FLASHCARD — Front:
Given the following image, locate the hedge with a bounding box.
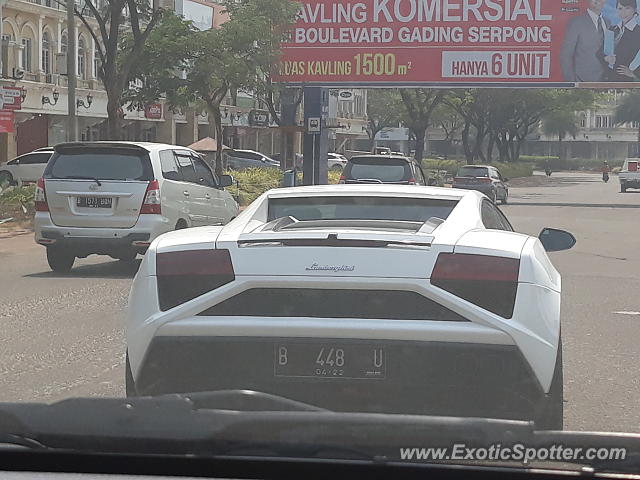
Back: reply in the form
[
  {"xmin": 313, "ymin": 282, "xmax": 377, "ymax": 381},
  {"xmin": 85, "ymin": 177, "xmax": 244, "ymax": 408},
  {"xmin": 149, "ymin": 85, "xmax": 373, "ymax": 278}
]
[
  {"xmin": 520, "ymin": 155, "xmax": 625, "ymax": 171},
  {"xmin": 422, "ymin": 159, "xmax": 533, "ymax": 180}
]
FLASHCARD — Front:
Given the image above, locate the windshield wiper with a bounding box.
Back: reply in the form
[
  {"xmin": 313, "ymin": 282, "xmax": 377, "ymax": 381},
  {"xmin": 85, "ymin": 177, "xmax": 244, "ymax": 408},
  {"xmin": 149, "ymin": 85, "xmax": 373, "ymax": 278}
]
[{"xmin": 59, "ymin": 175, "xmax": 102, "ymax": 186}]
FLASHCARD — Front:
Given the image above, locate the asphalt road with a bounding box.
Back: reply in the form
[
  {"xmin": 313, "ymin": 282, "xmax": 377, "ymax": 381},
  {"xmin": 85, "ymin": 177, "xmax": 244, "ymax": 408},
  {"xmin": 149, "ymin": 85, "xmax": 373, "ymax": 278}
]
[{"xmin": 0, "ymin": 171, "xmax": 638, "ymax": 433}]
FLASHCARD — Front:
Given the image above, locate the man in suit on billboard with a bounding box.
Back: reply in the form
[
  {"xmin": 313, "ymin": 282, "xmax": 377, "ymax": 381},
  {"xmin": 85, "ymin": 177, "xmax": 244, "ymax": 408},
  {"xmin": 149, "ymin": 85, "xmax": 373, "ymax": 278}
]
[{"xmin": 560, "ymin": 0, "xmax": 611, "ymax": 82}]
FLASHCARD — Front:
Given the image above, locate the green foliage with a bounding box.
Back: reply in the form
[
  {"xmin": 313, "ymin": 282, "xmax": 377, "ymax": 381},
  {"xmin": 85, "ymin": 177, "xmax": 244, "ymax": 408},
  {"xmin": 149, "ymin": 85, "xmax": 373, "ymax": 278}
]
[
  {"xmin": 365, "ymin": 89, "xmax": 403, "ymax": 147},
  {"xmin": 0, "ymin": 185, "xmax": 36, "ymax": 217},
  {"xmin": 615, "ymin": 91, "xmax": 640, "ymax": 126},
  {"xmin": 229, "ymin": 168, "xmax": 342, "ymax": 207}
]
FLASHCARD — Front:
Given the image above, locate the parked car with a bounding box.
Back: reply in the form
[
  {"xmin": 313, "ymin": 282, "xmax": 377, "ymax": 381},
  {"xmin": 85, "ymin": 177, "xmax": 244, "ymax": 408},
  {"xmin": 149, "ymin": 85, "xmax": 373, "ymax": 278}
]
[
  {"xmin": 452, "ymin": 165, "xmax": 509, "ymax": 204},
  {"xmin": 225, "ymin": 149, "xmax": 280, "ymax": 170},
  {"xmin": 0, "ymin": 148, "xmax": 54, "ymax": 186},
  {"xmin": 327, "ymin": 152, "xmax": 348, "ymax": 171},
  {"xmin": 619, "ymin": 158, "xmax": 640, "ymax": 193},
  {"xmin": 126, "ymin": 184, "xmax": 575, "ymax": 429},
  {"xmin": 340, "ymin": 154, "xmax": 434, "ymax": 185},
  {"xmin": 34, "ymin": 142, "xmax": 239, "ymax": 272}
]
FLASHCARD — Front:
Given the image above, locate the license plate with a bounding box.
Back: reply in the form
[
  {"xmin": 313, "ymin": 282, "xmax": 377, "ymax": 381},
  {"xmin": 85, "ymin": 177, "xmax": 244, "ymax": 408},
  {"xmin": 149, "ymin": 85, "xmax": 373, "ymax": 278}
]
[
  {"xmin": 274, "ymin": 343, "xmax": 386, "ymax": 380},
  {"xmin": 76, "ymin": 197, "xmax": 112, "ymax": 208}
]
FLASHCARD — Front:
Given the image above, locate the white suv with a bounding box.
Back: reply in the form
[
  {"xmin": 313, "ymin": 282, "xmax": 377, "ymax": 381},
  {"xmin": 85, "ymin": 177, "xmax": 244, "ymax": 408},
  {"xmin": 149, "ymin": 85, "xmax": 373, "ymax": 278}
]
[{"xmin": 34, "ymin": 142, "xmax": 239, "ymax": 272}]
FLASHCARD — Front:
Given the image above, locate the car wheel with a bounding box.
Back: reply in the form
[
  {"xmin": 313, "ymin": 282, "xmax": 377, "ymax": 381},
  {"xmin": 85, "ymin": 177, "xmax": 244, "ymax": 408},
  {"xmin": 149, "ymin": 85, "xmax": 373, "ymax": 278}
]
[
  {"xmin": 501, "ymin": 190, "xmax": 508, "ymax": 205},
  {"xmin": 46, "ymin": 248, "xmax": 75, "ymax": 273},
  {"xmin": 117, "ymin": 250, "xmax": 138, "ymax": 262},
  {"xmin": 175, "ymin": 219, "xmax": 188, "ymax": 230},
  {"xmin": 125, "ymin": 352, "xmax": 137, "ymax": 397},
  {"xmin": 0, "ymin": 171, "xmax": 14, "ymax": 187},
  {"xmin": 331, "ymin": 164, "xmax": 344, "ymax": 172},
  {"xmin": 621, "ymin": 184, "xmax": 627, "ymax": 193},
  {"xmin": 535, "ymin": 338, "xmax": 563, "ymax": 430}
]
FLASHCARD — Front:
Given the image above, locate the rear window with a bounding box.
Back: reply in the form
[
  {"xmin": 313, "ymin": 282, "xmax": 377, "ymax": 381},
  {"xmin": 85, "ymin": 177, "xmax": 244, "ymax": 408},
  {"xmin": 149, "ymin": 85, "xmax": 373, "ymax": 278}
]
[
  {"xmin": 345, "ymin": 157, "xmax": 411, "ymax": 182},
  {"xmin": 457, "ymin": 166, "xmax": 489, "ymax": 177},
  {"xmin": 268, "ymin": 196, "xmax": 458, "ymax": 222},
  {"xmin": 627, "ymin": 161, "xmax": 638, "ymax": 172},
  {"xmin": 45, "ymin": 149, "xmax": 153, "ymax": 181}
]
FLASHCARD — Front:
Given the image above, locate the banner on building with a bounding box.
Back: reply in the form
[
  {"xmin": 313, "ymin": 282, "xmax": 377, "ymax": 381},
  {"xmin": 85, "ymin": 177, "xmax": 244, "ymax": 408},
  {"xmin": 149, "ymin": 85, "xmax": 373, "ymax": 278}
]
[
  {"xmin": 275, "ymin": 0, "xmax": 640, "ymax": 87},
  {"xmin": 0, "ymin": 111, "xmax": 15, "ymax": 133},
  {"xmin": 0, "ymin": 87, "xmax": 23, "ymax": 110},
  {"xmin": 144, "ymin": 104, "xmax": 163, "ymax": 120}
]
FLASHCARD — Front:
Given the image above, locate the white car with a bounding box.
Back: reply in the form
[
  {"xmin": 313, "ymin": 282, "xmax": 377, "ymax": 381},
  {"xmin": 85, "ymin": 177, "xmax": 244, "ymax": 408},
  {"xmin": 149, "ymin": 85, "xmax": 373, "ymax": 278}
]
[
  {"xmin": 0, "ymin": 148, "xmax": 54, "ymax": 186},
  {"xmin": 327, "ymin": 152, "xmax": 348, "ymax": 171},
  {"xmin": 34, "ymin": 142, "xmax": 239, "ymax": 272},
  {"xmin": 126, "ymin": 185, "xmax": 575, "ymax": 429}
]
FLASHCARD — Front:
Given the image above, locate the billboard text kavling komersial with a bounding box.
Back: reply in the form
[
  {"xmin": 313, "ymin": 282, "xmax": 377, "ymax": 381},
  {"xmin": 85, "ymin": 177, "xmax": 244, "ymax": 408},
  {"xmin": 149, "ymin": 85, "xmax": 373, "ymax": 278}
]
[{"xmin": 275, "ymin": 0, "xmax": 640, "ymax": 87}]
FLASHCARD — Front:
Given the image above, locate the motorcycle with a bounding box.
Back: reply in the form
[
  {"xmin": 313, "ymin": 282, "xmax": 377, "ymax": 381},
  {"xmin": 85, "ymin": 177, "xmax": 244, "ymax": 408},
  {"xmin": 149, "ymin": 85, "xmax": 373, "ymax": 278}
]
[
  {"xmin": 545, "ymin": 168, "xmax": 552, "ymax": 177},
  {"xmin": 603, "ymin": 172, "xmax": 610, "ymax": 183}
]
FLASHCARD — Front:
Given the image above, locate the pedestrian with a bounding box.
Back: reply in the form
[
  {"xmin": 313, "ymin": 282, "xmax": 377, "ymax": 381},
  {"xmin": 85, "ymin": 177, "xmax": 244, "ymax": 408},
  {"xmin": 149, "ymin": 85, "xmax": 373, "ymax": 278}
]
[{"xmin": 602, "ymin": 161, "xmax": 610, "ymax": 182}]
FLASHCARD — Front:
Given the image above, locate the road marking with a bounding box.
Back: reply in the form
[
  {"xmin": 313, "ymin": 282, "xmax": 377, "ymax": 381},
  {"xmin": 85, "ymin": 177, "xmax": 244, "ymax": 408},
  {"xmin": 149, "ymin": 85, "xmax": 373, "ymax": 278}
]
[{"xmin": 613, "ymin": 311, "xmax": 640, "ymax": 315}]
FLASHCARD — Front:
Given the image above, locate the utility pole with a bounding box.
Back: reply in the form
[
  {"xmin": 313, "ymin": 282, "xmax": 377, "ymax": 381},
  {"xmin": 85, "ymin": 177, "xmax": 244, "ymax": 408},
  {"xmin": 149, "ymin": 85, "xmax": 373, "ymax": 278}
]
[{"xmin": 66, "ymin": 0, "xmax": 77, "ymax": 141}]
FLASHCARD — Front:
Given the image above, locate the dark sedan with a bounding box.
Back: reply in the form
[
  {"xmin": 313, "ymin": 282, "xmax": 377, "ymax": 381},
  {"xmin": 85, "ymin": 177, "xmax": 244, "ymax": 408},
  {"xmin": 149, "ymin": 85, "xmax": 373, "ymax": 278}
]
[{"xmin": 452, "ymin": 165, "xmax": 508, "ymax": 204}]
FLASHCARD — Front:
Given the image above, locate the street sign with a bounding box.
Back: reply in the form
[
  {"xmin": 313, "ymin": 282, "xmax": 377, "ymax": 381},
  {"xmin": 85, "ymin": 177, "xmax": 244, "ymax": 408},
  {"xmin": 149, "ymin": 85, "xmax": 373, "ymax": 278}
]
[
  {"xmin": 307, "ymin": 116, "xmax": 321, "ymax": 134},
  {"xmin": 0, "ymin": 87, "xmax": 23, "ymax": 111},
  {"xmin": 249, "ymin": 109, "xmax": 270, "ymax": 127},
  {"xmin": 338, "ymin": 90, "xmax": 354, "ymax": 101}
]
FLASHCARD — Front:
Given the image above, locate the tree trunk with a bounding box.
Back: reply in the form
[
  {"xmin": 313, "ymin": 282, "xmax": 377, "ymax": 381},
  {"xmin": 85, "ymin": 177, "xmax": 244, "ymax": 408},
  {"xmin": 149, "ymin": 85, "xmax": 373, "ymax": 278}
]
[
  {"xmin": 207, "ymin": 104, "xmax": 224, "ymax": 177},
  {"xmin": 486, "ymin": 133, "xmax": 495, "ymax": 162},
  {"xmin": 413, "ymin": 129, "xmax": 426, "ymax": 162},
  {"xmin": 637, "ymin": 124, "xmax": 640, "ymax": 157},
  {"xmin": 462, "ymin": 120, "xmax": 473, "ymax": 164},
  {"xmin": 558, "ymin": 134, "xmax": 564, "ymax": 161},
  {"xmin": 106, "ymin": 94, "xmax": 122, "ymax": 140}
]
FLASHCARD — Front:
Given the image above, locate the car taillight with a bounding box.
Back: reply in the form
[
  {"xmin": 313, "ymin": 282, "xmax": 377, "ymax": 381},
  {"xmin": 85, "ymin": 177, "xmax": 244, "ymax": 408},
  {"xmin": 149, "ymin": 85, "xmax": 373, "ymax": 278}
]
[
  {"xmin": 35, "ymin": 178, "xmax": 49, "ymax": 212},
  {"xmin": 156, "ymin": 249, "xmax": 235, "ymax": 311},
  {"xmin": 408, "ymin": 177, "xmax": 417, "ymax": 185},
  {"xmin": 140, "ymin": 180, "xmax": 161, "ymax": 214},
  {"xmin": 453, "ymin": 177, "xmax": 463, "ymax": 183},
  {"xmin": 431, "ymin": 253, "xmax": 519, "ymax": 318},
  {"xmin": 339, "ymin": 175, "xmax": 346, "ymax": 184}
]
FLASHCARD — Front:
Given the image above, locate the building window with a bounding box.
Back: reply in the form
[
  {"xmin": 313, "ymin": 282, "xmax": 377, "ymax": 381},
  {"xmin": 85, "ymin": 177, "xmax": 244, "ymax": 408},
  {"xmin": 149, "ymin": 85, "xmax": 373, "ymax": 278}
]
[
  {"xmin": 580, "ymin": 116, "xmax": 586, "ymax": 128},
  {"xmin": 78, "ymin": 38, "xmax": 86, "ymax": 79},
  {"xmin": 21, "ymin": 38, "xmax": 32, "ymax": 72},
  {"xmin": 61, "ymin": 32, "xmax": 67, "ymax": 54},
  {"xmin": 632, "ymin": 121, "xmax": 640, "ymax": 129},
  {"xmin": 42, "ymin": 32, "xmax": 51, "ymax": 74},
  {"xmin": 595, "ymin": 115, "xmax": 611, "ymax": 129},
  {"xmin": 94, "ymin": 45, "xmax": 101, "ymax": 79}
]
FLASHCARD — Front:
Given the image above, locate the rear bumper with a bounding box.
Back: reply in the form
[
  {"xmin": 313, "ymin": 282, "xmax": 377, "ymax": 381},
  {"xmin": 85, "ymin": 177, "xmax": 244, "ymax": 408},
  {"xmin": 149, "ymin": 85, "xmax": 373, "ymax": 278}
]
[
  {"xmin": 452, "ymin": 184, "xmax": 494, "ymax": 195},
  {"xmin": 619, "ymin": 177, "xmax": 640, "ymax": 187},
  {"xmin": 34, "ymin": 212, "xmax": 171, "ymax": 254},
  {"xmin": 133, "ymin": 336, "xmax": 547, "ymax": 422}
]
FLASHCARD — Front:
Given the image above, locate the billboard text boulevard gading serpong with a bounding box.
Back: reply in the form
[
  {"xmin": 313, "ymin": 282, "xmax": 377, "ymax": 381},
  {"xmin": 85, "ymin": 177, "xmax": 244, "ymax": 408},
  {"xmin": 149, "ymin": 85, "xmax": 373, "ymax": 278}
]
[{"xmin": 275, "ymin": 0, "xmax": 640, "ymax": 87}]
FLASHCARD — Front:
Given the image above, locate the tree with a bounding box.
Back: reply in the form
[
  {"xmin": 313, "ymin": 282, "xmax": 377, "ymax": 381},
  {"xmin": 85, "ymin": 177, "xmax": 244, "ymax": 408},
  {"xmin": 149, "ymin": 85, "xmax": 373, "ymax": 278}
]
[
  {"xmin": 129, "ymin": 0, "xmax": 298, "ymax": 176},
  {"xmin": 542, "ymin": 110, "xmax": 579, "ymax": 161},
  {"xmin": 431, "ymin": 103, "xmax": 463, "ymax": 158},
  {"xmin": 444, "ymin": 90, "xmax": 493, "ymax": 164},
  {"xmin": 615, "ymin": 90, "xmax": 640, "ymax": 156},
  {"xmin": 365, "ymin": 89, "xmax": 402, "ymax": 152},
  {"xmin": 398, "ymin": 89, "xmax": 445, "ymax": 162},
  {"xmin": 75, "ymin": 0, "xmax": 163, "ymax": 139}
]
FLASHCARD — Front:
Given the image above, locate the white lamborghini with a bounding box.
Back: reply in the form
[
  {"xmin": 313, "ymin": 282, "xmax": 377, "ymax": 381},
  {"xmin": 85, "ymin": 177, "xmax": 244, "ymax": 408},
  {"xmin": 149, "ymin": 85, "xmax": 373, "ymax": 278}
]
[{"xmin": 126, "ymin": 185, "xmax": 575, "ymax": 429}]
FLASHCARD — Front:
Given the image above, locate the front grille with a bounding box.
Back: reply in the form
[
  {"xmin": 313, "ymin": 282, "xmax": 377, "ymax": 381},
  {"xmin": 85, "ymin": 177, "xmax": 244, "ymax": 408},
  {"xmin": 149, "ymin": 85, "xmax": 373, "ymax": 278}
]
[{"xmin": 198, "ymin": 288, "xmax": 469, "ymax": 321}]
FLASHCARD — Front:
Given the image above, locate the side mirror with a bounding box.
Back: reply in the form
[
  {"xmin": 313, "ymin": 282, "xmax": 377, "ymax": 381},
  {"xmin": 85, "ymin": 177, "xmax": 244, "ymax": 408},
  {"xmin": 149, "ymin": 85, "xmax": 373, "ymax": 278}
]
[
  {"xmin": 219, "ymin": 174, "xmax": 234, "ymax": 188},
  {"xmin": 539, "ymin": 228, "xmax": 576, "ymax": 252}
]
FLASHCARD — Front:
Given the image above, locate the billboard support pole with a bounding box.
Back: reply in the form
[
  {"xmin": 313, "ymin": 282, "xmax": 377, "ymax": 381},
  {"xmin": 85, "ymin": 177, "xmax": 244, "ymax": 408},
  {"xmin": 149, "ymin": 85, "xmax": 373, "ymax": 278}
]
[{"xmin": 302, "ymin": 87, "xmax": 328, "ymax": 185}]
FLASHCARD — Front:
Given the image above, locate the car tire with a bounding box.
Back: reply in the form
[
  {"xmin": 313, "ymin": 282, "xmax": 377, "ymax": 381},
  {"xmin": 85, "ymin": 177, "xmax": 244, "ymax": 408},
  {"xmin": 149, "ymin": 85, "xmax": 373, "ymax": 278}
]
[
  {"xmin": 46, "ymin": 248, "xmax": 75, "ymax": 273},
  {"xmin": 501, "ymin": 191, "xmax": 508, "ymax": 205},
  {"xmin": 125, "ymin": 352, "xmax": 137, "ymax": 397},
  {"xmin": 0, "ymin": 171, "xmax": 14, "ymax": 187},
  {"xmin": 621, "ymin": 184, "xmax": 627, "ymax": 193},
  {"xmin": 535, "ymin": 338, "xmax": 563, "ymax": 430},
  {"xmin": 175, "ymin": 219, "xmax": 188, "ymax": 230},
  {"xmin": 331, "ymin": 164, "xmax": 344, "ymax": 172},
  {"xmin": 117, "ymin": 250, "xmax": 138, "ymax": 262}
]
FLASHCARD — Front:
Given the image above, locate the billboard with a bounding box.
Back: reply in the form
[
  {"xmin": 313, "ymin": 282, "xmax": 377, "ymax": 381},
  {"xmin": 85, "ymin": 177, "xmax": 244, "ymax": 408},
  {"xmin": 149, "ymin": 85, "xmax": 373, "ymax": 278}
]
[{"xmin": 275, "ymin": 0, "xmax": 640, "ymax": 87}]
